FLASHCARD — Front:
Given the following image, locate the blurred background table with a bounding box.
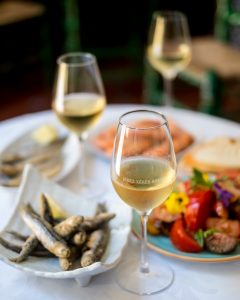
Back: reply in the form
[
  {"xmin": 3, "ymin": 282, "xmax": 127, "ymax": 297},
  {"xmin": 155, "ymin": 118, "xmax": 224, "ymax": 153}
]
[
  {"xmin": 0, "ymin": 104, "xmax": 239, "ymax": 300},
  {"xmin": 0, "ymin": 0, "xmax": 240, "ymax": 122}
]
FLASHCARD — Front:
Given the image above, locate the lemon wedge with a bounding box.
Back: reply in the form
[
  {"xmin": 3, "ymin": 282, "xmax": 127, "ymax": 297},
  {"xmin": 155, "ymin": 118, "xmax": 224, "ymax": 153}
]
[
  {"xmin": 44, "ymin": 194, "xmax": 69, "ymax": 219},
  {"xmin": 31, "ymin": 124, "xmax": 59, "ymax": 145}
]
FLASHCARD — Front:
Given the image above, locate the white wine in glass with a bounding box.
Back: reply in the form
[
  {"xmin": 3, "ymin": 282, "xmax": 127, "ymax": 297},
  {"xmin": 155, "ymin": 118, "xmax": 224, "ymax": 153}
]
[
  {"xmin": 111, "ymin": 110, "xmax": 177, "ymax": 295},
  {"xmin": 53, "ymin": 53, "xmax": 106, "ymax": 197},
  {"xmin": 53, "ymin": 92, "xmax": 105, "ymax": 135},
  {"xmin": 147, "ymin": 11, "xmax": 191, "ymax": 106}
]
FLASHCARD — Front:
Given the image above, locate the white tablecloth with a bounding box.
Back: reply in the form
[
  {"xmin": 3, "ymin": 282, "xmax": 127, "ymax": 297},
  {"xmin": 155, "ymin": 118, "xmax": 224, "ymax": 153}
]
[{"xmin": 0, "ymin": 104, "xmax": 240, "ymax": 300}]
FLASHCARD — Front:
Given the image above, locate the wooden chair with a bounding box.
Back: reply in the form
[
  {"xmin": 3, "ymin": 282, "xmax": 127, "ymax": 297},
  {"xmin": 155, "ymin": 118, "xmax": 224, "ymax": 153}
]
[
  {"xmin": 144, "ymin": 0, "xmax": 240, "ymax": 115},
  {"xmin": 0, "ymin": 1, "xmax": 48, "ymax": 75},
  {"xmin": 0, "ymin": 1, "xmax": 44, "ymax": 25}
]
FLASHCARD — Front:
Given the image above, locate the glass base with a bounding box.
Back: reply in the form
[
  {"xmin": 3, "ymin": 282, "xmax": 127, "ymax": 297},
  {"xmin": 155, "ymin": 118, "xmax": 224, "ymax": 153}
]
[
  {"xmin": 78, "ymin": 181, "xmax": 106, "ymax": 200},
  {"xmin": 115, "ymin": 259, "xmax": 174, "ymax": 295}
]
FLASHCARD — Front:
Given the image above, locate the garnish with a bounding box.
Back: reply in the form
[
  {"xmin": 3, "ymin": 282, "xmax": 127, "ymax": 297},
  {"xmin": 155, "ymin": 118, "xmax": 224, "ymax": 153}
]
[
  {"xmin": 213, "ymin": 182, "xmax": 233, "ymax": 208},
  {"xmin": 194, "ymin": 229, "xmax": 217, "ymax": 247},
  {"xmin": 190, "ymin": 168, "xmax": 212, "ymax": 189},
  {"xmin": 165, "ymin": 192, "xmax": 189, "ymax": 215},
  {"xmin": 194, "ymin": 229, "xmax": 204, "ymax": 247}
]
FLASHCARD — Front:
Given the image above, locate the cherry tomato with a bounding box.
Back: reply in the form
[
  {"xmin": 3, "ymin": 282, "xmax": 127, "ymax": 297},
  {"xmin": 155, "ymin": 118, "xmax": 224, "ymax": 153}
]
[
  {"xmin": 170, "ymin": 218, "xmax": 202, "ymax": 253},
  {"xmin": 205, "ymin": 217, "xmax": 240, "ymax": 238},
  {"xmin": 147, "ymin": 217, "xmax": 161, "ymax": 235},
  {"xmin": 184, "ymin": 190, "xmax": 215, "ymax": 232}
]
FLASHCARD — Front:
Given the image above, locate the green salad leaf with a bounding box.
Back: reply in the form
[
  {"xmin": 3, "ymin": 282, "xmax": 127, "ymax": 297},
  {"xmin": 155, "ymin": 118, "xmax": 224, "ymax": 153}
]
[{"xmin": 190, "ymin": 168, "xmax": 213, "ymax": 189}]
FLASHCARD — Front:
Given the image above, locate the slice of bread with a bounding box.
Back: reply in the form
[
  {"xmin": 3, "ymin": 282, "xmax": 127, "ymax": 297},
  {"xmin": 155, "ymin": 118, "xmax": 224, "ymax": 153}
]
[{"xmin": 179, "ymin": 137, "xmax": 240, "ymax": 173}]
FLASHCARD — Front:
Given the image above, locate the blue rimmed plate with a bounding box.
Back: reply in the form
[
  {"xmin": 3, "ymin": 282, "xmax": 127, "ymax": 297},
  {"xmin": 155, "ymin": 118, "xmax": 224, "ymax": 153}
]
[{"xmin": 132, "ymin": 211, "xmax": 240, "ymax": 263}]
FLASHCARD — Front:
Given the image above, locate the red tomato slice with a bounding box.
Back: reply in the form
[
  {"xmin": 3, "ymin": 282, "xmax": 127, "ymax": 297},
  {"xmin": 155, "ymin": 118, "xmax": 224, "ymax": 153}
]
[
  {"xmin": 184, "ymin": 190, "xmax": 215, "ymax": 232},
  {"xmin": 170, "ymin": 218, "xmax": 202, "ymax": 253},
  {"xmin": 205, "ymin": 217, "xmax": 240, "ymax": 238}
]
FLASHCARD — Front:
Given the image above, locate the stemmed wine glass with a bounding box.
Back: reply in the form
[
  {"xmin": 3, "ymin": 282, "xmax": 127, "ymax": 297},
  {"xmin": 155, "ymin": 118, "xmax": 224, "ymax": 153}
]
[
  {"xmin": 111, "ymin": 110, "xmax": 177, "ymax": 295},
  {"xmin": 52, "ymin": 52, "xmax": 106, "ymax": 197},
  {"xmin": 147, "ymin": 11, "xmax": 191, "ymax": 106}
]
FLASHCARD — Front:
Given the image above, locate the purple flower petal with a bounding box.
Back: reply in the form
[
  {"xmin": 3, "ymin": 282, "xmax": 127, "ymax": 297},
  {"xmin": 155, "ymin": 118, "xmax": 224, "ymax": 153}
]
[{"xmin": 213, "ymin": 182, "xmax": 233, "ymax": 207}]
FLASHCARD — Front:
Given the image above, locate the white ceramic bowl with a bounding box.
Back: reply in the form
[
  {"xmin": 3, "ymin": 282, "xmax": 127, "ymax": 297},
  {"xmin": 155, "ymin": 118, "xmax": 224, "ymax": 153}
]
[{"xmin": 0, "ymin": 165, "xmax": 131, "ymax": 286}]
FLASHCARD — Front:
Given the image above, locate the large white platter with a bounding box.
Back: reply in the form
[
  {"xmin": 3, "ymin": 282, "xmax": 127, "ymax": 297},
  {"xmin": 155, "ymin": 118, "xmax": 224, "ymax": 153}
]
[{"xmin": 87, "ymin": 105, "xmax": 240, "ymax": 161}]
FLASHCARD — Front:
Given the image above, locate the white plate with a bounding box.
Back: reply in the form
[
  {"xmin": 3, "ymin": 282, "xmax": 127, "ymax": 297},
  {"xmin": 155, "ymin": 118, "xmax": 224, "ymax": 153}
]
[
  {"xmin": 0, "ymin": 124, "xmax": 81, "ymax": 188},
  {"xmin": 0, "ymin": 165, "xmax": 131, "ymax": 286},
  {"xmin": 87, "ymin": 119, "xmax": 116, "ymax": 161}
]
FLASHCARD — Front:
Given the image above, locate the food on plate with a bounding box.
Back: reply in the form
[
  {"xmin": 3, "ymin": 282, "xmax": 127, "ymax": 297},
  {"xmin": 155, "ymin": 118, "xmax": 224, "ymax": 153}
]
[
  {"xmin": 0, "ymin": 236, "xmax": 53, "ymax": 258},
  {"xmin": 80, "ymin": 228, "xmax": 109, "ymax": 268},
  {"xmin": 31, "ymin": 124, "xmax": 59, "ymax": 145},
  {"xmin": 0, "ymin": 194, "xmax": 115, "ymax": 270},
  {"xmin": 92, "ymin": 119, "xmax": 194, "ymax": 158},
  {"xmin": 179, "ymin": 137, "xmax": 240, "ymax": 175},
  {"xmin": 148, "ymin": 168, "xmax": 240, "ymax": 254},
  {"xmin": 42, "ymin": 193, "xmax": 69, "ymax": 219},
  {"xmin": 205, "ymin": 232, "xmax": 238, "ymax": 254},
  {"xmin": 170, "ymin": 218, "xmax": 203, "ymax": 253},
  {"xmin": 0, "ymin": 126, "xmax": 65, "ymax": 187}
]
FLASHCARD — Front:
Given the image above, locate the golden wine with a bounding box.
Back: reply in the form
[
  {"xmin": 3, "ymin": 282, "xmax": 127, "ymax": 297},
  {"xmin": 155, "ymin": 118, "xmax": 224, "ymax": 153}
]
[
  {"xmin": 53, "ymin": 92, "xmax": 105, "ymax": 135},
  {"xmin": 147, "ymin": 44, "xmax": 191, "ymax": 79},
  {"xmin": 112, "ymin": 157, "xmax": 176, "ymax": 212}
]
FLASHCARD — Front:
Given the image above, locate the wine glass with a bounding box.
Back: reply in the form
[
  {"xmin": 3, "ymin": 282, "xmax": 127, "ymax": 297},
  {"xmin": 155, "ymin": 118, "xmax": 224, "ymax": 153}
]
[
  {"xmin": 52, "ymin": 52, "xmax": 106, "ymax": 197},
  {"xmin": 147, "ymin": 11, "xmax": 191, "ymax": 106},
  {"xmin": 111, "ymin": 110, "xmax": 177, "ymax": 295}
]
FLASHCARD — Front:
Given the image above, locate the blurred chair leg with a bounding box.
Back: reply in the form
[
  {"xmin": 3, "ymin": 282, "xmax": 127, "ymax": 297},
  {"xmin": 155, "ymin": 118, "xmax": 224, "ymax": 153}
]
[
  {"xmin": 40, "ymin": 13, "xmax": 55, "ymax": 84},
  {"xmin": 199, "ymin": 70, "xmax": 222, "ymax": 115},
  {"xmin": 62, "ymin": 0, "xmax": 81, "ymax": 52}
]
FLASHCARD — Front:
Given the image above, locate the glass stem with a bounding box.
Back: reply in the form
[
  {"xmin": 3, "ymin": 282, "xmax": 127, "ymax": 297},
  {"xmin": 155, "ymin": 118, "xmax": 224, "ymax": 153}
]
[
  {"xmin": 163, "ymin": 77, "xmax": 173, "ymax": 107},
  {"xmin": 140, "ymin": 212, "xmax": 149, "ymax": 274},
  {"xmin": 79, "ymin": 133, "xmax": 88, "ymax": 186}
]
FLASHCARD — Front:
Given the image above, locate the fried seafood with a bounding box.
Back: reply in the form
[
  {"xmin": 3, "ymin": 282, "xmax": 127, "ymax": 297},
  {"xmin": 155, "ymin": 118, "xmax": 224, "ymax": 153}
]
[
  {"xmin": 80, "ymin": 212, "xmax": 115, "ymax": 231},
  {"xmin": 6, "ymin": 231, "xmax": 28, "ymax": 241},
  {"xmin": 0, "ymin": 196, "xmax": 115, "ymax": 271},
  {"xmin": 71, "ymin": 231, "xmax": 87, "ymax": 247},
  {"xmin": 10, "ymin": 234, "xmax": 39, "ymax": 263},
  {"xmin": 80, "ymin": 228, "xmax": 109, "ymax": 267},
  {"xmin": 0, "ymin": 236, "xmax": 53, "ymax": 258},
  {"xmin": 54, "ymin": 215, "xmax": 84, "ymax": 239},
  {"xmin": 20, "ymin": 204, "xmax": 70, "ymax": 258},
  {"xmin": 0, "ymin": 137, "xmax": 65, "ymax": 187},
  {"xmin": 59, "ymin": 246, "xmax": 80, "ymax": 271},
  {"xmin": 40, "ymin": 193, "xmax": 55, "ymax": 225}
]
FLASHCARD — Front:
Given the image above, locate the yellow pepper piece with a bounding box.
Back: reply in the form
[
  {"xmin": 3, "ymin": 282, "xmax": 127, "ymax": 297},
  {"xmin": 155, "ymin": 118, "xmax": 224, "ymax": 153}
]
[{"xmin": 147, "ymin": 218, "xmax": 161, "ymax": 235}]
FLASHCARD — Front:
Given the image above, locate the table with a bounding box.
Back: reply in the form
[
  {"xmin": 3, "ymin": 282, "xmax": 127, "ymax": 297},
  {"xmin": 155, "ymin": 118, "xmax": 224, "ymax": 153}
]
[{"xmin": 0, "ymin": 104, "xmax": 240, "ymax": 300}]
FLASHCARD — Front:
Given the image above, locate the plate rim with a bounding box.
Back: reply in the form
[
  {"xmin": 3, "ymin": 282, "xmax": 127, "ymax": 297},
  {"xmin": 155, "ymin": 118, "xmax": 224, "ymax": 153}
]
[{"xmin": 131, "ymin": 213, "xmax": 240, "ymax": 263}]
